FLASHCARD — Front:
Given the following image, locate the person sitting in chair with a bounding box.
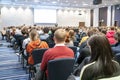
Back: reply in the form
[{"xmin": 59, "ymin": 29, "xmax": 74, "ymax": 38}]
[
  {"xmin": 26, "ymin": 29, "xmax": 49, "ymax": 65},
  {"xmin": 35, "ymin": 29, "xmax": 74, "ymax": 80}
]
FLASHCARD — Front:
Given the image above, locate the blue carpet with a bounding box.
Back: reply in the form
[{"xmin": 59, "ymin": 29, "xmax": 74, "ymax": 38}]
[{"xmin": 0, "ymin": 40, "xmax": 28, "ymax": 80}]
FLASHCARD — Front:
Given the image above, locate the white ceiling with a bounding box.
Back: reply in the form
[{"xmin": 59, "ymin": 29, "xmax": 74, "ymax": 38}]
[{"xmin": 0, "ymin": 0, "xmax": 120, "ymax": 9}]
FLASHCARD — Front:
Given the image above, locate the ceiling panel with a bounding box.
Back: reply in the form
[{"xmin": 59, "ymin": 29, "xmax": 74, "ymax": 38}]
[{"xmin": 0, "ymin": 0, "xmax": 120, "ymax": 9}]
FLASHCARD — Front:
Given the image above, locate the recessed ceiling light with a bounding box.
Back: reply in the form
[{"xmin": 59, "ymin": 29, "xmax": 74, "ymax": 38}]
[
  {"xmin": 52, "ymin": 1, "xmax": 57, "ymax": 4},
  {"xmin": 83, "ymin": 3, "xmax": 88, "ymax": 6},
  {"xmin": 34, "ymin": 0, "xmax": 39, "ymax": 2},
  {"xmin": 14, "ymin": 0, "xmax": 18, "ymax": 2}
]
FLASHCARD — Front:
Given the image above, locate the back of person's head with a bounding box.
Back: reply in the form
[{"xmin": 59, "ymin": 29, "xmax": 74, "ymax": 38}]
[
  {"xmin": 43, "ymin": 27, "xmax": 49, "ymax": 33},
  {"xmin": 110, "ymin": 27, "xmax": 115, "ymax": 30},
  {"xmin": 88, "ymin": 33, "xmax": 118, "ymax": 76},
  {"xmin": 54, "ymin": 29, "xmax": 66, "ymax": 43},
  {"xmin": 29, "ymin": 29, "xmax": 39, "ymax": 41},
  {"xmin": 88, "ymin": 33, "xmax": 113, "ymax": 61},
  {"xmin": 69, "ymin": 29, "xmax": 75, "ymax": 41},
  {"xmin": 101, "ymin": 28, "xmax": 107, "ymax": 34},
  {"xmin": 69, "ymin": 30, "xmax": 75, "ymax": 37},
  {"xmin": 87, "ymin": 28, "xmax": 98, "ymax": 37},
  {"xmin": 21, "ymin": 27, "xmax": 28, "ymax": 35},
  {"xmin": 114, "ymin": 30, "xmax": 120, "ymax": 42}
]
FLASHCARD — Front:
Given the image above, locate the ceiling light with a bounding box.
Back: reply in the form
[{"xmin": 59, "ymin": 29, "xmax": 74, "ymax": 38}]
[
  {"xmin": 34, "ymin": 0, "xmax": 39, "ymax": 2},
  {"xmin": 14, "ymin": 0, "xmax": 18, "ymax": 2},
  {"xmin": 83, "ymin": 3, "xmax": 88, "ymax": 6},
  {"xmin": 52, "ymin": 1, "xmax": 57, "ymax": 4}
]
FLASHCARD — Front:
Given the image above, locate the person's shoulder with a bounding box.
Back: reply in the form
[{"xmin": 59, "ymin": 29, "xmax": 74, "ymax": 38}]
[
  {"xmin": 44, "ymin": 48, "xmax": 55, "ymax": 53},
  {"xmin": 41, "ymin": 41, "xmax": 47, "ymax": 44},
  {"xmin": 67, "ymin": 47, "xmax": 74, "ymax": 51},
  {"xmin": 81, "ymin": 61, "xmax": 95, "ymax": 74},
  {"xmin": 112, "ymin": 60, "xmax": 120, "ymax": 67},
  {"xmin": 80, "ymin": 61, "xmax": 95, "ymax": 79},
  {"xmin": 43, "ymin": 48, "xmax": 56, "ymax": 57},
  {"xmin": 82, "ymin": 61, "xmax": 95, "ymax": 70}
]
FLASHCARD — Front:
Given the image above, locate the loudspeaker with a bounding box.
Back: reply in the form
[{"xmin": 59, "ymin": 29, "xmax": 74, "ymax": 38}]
[{"xmin": 93, "ymin": 0, "xmax": 102, "ymax": 5}]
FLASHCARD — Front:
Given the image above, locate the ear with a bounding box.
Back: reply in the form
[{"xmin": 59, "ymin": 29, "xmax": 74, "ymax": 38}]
[
  {"xmin": 53, "ymin": 36, "xmax": 55, "ymax": 41},
  {"xmin": 53, "ymin": 36, "xmax": 57, "ymax": 44}
]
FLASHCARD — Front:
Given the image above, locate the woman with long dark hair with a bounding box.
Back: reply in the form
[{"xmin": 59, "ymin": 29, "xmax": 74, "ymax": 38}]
[{"xmin": 80, "ymin": 33, "xmax": 120, "ymax": 80}]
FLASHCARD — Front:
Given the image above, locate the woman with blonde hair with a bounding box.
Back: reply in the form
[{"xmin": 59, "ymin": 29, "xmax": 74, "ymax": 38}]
[{"xmin": 26, "ymin": 29, "xmax": 49, "ymax": 65}]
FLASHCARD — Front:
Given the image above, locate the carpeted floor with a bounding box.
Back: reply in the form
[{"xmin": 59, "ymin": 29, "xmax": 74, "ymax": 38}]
[{"xmin": 0, "ymin": 40, "xmax": 29, "ymax": 80}]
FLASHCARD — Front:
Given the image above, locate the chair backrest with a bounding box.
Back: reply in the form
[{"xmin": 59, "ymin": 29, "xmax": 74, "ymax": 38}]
[
  {"xmin": 98, "ymin": 75, "xmax": 120, "ymax": 80},
  {"xmin": 48, "ymin": 58, "xmax": 75, "ymax": 80},
  {"xmin": 69, "ymin": 46, "xmax": 77, "ymax": 55},
  {"xmin": 114, "ymin": 53, "xmax": 120, "ymax": 64},
  {"xmin": 73, "ymin": 41, "xmax": 79, "ymax": 47},
  {"xmin": 48, "ymin": 43, "xmax": 55, "ymax": 48},
  {"xmin": 32, "ymin": 48, "xmax": 48, "ymax": 65}
]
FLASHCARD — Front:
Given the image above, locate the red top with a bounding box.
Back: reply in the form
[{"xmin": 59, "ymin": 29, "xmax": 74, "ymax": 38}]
[
  {"xmin": 40, "ymin": 46, "xmax": 74, "ymax": 77},
  {"xmin": 106, "ymin": 30, "xmax": 116, "ymax": 45}
]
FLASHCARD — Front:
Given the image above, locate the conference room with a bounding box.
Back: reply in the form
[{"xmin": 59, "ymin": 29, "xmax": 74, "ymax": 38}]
[{"xmin": 0, "ymin": 0, "xmax": 120, "ymax": 80}]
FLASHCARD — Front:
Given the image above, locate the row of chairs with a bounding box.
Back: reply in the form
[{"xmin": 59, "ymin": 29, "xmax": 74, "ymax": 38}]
[
  {"xmin": 15, "ymin": 45, "xmax": 77, "ymax": 80},
  {"xmin": 28, "ymin": 46, "xmax": 77, "ymax": 80},
  {"xmin": 11, "ymin": 34, "xmax": 79, "ymax": 80}
]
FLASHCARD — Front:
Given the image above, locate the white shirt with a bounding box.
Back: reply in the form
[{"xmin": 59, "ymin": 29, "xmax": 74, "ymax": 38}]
[
  {"xmin": 22, "ymin": 38, "xmax": 30, "ymax": 49},
  {"xmin": 54, "ymin": 43, "xmax": 65, "ymax": 47}
]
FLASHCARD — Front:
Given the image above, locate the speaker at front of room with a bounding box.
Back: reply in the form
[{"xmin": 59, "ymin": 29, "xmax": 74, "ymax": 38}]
[{"xmin": 93, "ymin": 0, "xmax": 102, "ymax": 5}]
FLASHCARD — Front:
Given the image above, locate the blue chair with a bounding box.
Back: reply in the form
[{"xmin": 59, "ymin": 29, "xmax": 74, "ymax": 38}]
[
  {"xmin": 114, "ymin": 53, "xmax": 120, "ymax": 64},
  {"xmin": 69, "ymin": 46, "xmax": 77, "ymax": 61},
  {"xmin": 29, "ymin": 48, "xmax": 48, "ymax": 80},
  {"xmin": 32, "ymin": 48, "xmax": 48, "ymax": 65},
  {"xmin": 69, "ymin": 46, "xmax": 77, "ymax": 55},
  {"xmin": 73, "ymin": 41, "xmax": 79, "ymax": 47},
  {"xmin": 48, "ymin": 43, "xmax": 55, "ymax": 48},
  {"xmin": 48, "ymin": 58, "xmax": 75, "ymax": 80}
]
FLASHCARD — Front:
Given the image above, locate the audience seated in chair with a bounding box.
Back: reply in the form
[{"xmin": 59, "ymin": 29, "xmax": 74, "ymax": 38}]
[
  {"xmin": 80, "ymin": 33, "xmax": 120, "ymax": 80},
  {"xmin": 40, "ymin": 27, "xmax": 49, "ymax": 41},
  {"xmin": 106, "ymin": 27, "xmax": 117, "ymax": 45},
  {"xmin": 1, "ymin": 27, "xmax": 6, "ymax": 40},
  {"xmin": 79, "ymin": 28, "xmax": 98, "ymax": 51},
  {"xmin": 114, "ymin": 53, "xmax": 120, "ymax": 64},
  {"xmin": 77, "ymin": 28, "xmax": 98, "ymax": 65},
  {"xmin": 35, "ymin": 29, "xmax": 74, "ymax": 80},
  {"xmin": 48, "ymin": 58, "xmax": 75, "ymax": 80},
  {"xmin": 26, "ymin": 29, "xmax": 49, "ymax": 65},
  {"xmin": 112, "ymin": 30, "xmax": 120, "ymax": 55},
  {"xmin": 65, "ymin": 29, "xmax": 76, "ymax": 46}
]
